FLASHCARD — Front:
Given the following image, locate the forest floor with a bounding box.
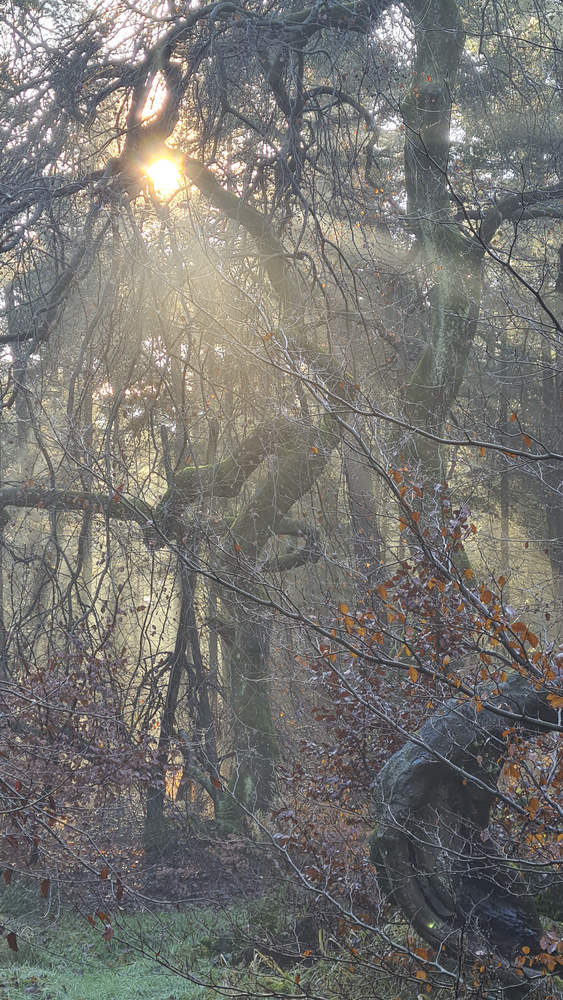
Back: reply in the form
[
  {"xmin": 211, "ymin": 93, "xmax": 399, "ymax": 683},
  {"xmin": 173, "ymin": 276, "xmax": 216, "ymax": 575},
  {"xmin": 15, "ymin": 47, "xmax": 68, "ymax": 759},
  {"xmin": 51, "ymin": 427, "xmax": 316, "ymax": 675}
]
[
  {"xmin": 0, "ymin": 900, "xmax": 324, "ymax": 1000},
  {"xmin": 0, "ymin": 837, "xmax": 329, "ymax": 1000}
]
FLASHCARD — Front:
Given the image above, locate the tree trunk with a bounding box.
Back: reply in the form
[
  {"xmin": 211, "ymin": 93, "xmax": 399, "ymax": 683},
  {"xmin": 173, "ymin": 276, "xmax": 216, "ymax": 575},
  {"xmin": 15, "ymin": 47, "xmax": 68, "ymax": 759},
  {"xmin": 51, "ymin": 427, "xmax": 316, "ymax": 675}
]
[
  {"xmin": 371, "ymin": 672, "xmax": 559, "ymax": 994},
  {"xmin": 401, "ymin": 0, "xmax": 483, "ymax": 482},
  {"xmin": 144, "ymin": 570, "xmax": 189, "ymax": 856},
  {"xmin": 344, "ymin": 429, "xmax": 385, "ymax": 589},
  {"xmin": 144, "ymin": 557, "xmax": 219, "ymax": 854},
  {"xmin": 541, "ymin": 263, "xmax": 563, "ymax": 600},
  {"xmin": 498, "ymin": 327, "xmax": 511, "ymax": 592},
  {"xmin": 225, "ymin": 597, "xmax": 279, "ymax": 814}
]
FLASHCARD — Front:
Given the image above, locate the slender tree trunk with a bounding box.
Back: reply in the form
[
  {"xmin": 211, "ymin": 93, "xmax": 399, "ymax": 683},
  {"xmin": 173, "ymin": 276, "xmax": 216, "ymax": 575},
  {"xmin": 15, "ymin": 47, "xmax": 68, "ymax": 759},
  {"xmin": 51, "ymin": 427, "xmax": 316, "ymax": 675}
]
[
  {"xmin": 144, "ymin": 554, "xmax": 219, "ymax": 853},
  {"xmin": 541, "ymin": 256, "xmax": 563, "ymax": 600},
  {"xmin": 206, "ymin": 581, "xmax": 219, "ymax": 718},
  {"xmin": 78, "ymin": 380, "xmax": 93, "ymax": 598},
  {"xmin": 542, "ymin": 346, "xmax": 563, "ymax": 601},
  {"xmin": 183, "ymin": 567, "xmax": 219, "ymax": 789},
  {"xmin": 344, "ymin": 439, "xmax": 384, "ymax": 589},
  {"xmin": 497, "ymin": 329, "xmax": 510, "ymax": 591},
  {"xmin": 144, "ymin": 570, "xmax": 189, "ymax": 855},
  {"xmin": 0, "ymin": 406, "xmax": 6, "ymax": 681}
]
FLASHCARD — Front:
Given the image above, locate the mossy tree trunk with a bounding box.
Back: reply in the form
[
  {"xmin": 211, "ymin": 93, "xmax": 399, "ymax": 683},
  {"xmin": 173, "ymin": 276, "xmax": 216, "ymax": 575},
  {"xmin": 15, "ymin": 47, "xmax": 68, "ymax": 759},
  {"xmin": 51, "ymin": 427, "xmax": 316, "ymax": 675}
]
[
  {"xmin": 400, "ymin": 0, "xmax": 563, "ymax": 490},
  {"xmin": 371, "ymin": 672, "xmax": 559, "ymax": 994},
  {"xmin": 215, "ymin": 419, "xmax": 335, "ymax": 810},
  {"xmin": 225, "ymin": 601, "xmax": 278, "ymax": 813},
  {"xmin": 400, "ymin": 0, "xmax": 483, "ymax": 482}
]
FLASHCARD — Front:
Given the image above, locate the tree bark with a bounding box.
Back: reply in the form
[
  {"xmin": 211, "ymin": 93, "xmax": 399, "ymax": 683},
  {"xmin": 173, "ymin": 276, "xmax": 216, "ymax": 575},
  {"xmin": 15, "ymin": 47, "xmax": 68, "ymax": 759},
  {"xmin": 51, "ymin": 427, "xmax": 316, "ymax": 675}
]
[
  {"xmin": 400, "ymin": 0, "xmax": 482, "ymax": 480},
  {"xmin": 371, "ymin": 672, "xmax": 560, "ymax": 993},
  {"xmin": 226, "ymin": 598, "xmax": 279, "ymax": 813}
]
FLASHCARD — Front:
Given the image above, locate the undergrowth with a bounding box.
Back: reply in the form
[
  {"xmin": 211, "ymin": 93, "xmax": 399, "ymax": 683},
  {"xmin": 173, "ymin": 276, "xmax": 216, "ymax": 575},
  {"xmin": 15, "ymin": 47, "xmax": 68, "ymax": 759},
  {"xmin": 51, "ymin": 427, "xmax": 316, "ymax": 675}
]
[
  {"xmin": 0, "ymin": 882, "xmax": 252, "ymax": 1000},
  {"xmin": 2, "ymin": 880, "xmax": 559, "ymax": 1000}
]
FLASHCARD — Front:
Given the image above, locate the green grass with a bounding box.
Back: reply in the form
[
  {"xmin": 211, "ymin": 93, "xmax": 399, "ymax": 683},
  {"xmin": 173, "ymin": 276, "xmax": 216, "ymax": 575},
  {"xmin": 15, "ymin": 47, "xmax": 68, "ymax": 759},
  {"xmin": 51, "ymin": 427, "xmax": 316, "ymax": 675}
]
[
  {"xmin": 0, "ymin": 884, "xmax": 247, "ymax": 1000},
  {"xmin": 0, "ymin": 960, "xmax": 211, "ymax": 1000}
]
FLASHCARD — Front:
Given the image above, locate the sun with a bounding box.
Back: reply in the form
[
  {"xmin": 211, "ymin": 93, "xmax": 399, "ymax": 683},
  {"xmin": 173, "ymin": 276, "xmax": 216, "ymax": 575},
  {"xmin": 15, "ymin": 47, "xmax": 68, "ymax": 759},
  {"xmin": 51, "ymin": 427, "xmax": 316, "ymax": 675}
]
[{"xmin": 146, "ymin": 158, "xmax": 182, "ymax": 196}]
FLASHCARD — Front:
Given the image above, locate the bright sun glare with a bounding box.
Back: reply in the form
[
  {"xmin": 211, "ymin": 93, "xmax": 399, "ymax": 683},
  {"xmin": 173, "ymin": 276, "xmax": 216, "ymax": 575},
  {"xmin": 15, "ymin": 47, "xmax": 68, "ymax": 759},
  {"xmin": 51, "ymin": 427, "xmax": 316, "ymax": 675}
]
[{"xmin": 146, "ymin": 158, "xmax": 181, "ymax": 195}]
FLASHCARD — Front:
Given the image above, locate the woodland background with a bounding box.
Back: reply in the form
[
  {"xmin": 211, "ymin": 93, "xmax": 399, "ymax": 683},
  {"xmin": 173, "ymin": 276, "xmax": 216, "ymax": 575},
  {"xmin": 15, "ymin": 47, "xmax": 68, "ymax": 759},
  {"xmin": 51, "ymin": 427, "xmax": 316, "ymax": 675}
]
[{"xmin": 0, "ymin": 0, "xmax": 562, "ymax": 997}]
